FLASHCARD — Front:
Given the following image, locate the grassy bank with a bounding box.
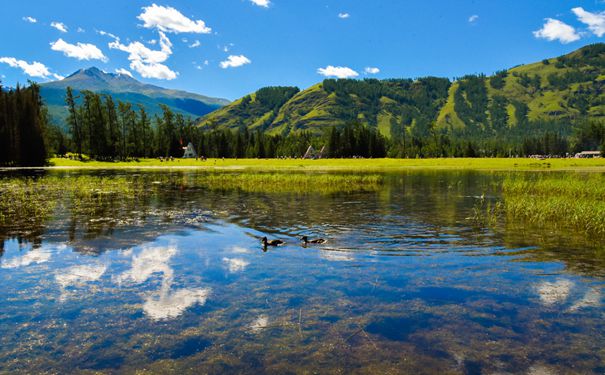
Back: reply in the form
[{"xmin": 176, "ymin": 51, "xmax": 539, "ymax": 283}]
[{"xmin": 37, "ymin": 157, "xmax": 605, "ymax": 172}]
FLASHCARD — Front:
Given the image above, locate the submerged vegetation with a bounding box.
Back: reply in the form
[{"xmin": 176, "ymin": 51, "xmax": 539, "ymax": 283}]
[{"xmin": 0, "ymin": 172, "xmax": 382, "ymax": 227}]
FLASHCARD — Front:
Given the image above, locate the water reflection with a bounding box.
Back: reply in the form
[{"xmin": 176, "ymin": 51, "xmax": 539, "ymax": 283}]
[
  {"xmin": 222, "ymin": 257, "xmax": 250, "ymax": 273},
  {"xmin": 1, "ymin": 247, "xmax": 51, "ymax": 268},
  {"xmin": 1, "ymin": 170, "xmax": 605, "ymax": 373},
  {"xmin": 56, "ymin": 263, "xmax": 107, "ymax": 301},
  {"xmin": 143, "ymin": 286, "xmax": 211, "ymax": 321}
]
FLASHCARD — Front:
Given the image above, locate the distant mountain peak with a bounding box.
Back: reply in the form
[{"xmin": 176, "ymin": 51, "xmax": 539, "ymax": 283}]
[{"xmin": 39, "ymin": 66, "xmax": 230, "ymax": 128}]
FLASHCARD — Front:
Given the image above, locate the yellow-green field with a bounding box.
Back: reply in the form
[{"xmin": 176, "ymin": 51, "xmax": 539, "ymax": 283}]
[{"xmin": 42, "ymin": 157, "xmax": 605, "ymax": 172}]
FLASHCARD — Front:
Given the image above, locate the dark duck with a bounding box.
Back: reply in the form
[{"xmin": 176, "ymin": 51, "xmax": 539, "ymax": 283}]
[
  {"xmin": 261, "ymin": 236, "xmax": 285, "ymax": 247},
  {"xmin": 301, "ymin": 236, "xmax": 327, "ymax": 245}
]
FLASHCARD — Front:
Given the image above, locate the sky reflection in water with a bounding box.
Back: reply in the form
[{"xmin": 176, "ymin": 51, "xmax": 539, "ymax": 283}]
[{"xmin": 0, "ymin": 171, "xmax": 604, "ymax": 374}]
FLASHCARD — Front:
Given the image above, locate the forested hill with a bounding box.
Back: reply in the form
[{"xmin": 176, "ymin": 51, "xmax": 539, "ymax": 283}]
[
  {"xmin": 198, "ymin": 44, "xmax": 605, "ymax": 141},
  {"xmin": 41, "ymin": 67, "xmax": 230, "ymax": 128}
]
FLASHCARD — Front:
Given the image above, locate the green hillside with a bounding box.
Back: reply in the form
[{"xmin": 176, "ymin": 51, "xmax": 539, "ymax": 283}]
[
  {"xmin": 198, "ymin": 44, "xmax": 605, "ymax": 141},
  {"xmin": 41, "ymin": 67, "xmax": 230, "ymax": 128}
]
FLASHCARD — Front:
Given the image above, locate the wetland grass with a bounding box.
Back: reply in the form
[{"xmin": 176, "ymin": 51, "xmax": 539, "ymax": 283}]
[
  {"xmin": 502, "ymin": 174, "xmax": 605, "ymax": 235},
  {"xmin": 472, "ymin": 174, "xmax": 605, "ymax": 237},
  {"xmin": 46, "ymin": 157, "xmax": 605, "ymax": 172}
]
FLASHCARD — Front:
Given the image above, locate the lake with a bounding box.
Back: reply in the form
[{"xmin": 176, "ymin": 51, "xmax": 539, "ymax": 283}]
[{"xmin": 0, "ymin": 170, "xmax": 604, "ymax": 374}]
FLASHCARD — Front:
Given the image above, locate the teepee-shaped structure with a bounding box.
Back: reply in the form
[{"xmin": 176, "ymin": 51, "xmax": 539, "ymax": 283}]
[{"xmin": 182, "ymin": 142, "xmax": 198, "ymax": 158}]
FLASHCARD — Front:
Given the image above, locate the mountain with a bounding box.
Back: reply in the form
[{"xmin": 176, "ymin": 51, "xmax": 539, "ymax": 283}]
[
  {"xmin": 41, "ymin": 67, "xmax": 230, "ymax": 127},
  {"xmin": 198, "ymin": 44, "xmax": 605, "ymax": 139}
]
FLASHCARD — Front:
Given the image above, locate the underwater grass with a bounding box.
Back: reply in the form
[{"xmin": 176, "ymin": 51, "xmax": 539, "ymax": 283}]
[{"xmin": 0, "ymin": 172, "xmax": 382, "ymax": 226}]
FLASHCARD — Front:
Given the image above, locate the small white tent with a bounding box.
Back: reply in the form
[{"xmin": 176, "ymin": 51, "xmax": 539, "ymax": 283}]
[{"xmin": 182, "ymin": 142, "xmax": 198, "ymax": 158}]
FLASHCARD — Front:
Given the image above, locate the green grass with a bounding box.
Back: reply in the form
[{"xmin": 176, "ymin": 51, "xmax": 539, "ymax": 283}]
[
  {"xmin": 474, "ymin": 174, "xmax": 605, "ymax": 237},
  {"xmin": 43, "ymin": 157, "xmax": 605, "ymax": 172},
  {"xmin": 502, "ymin": 175, "xmax": 605, "ymax": 236}
]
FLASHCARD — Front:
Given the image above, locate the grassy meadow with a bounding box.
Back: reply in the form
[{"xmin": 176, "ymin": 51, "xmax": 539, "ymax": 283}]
[{"xmin": 43, "ymin": 157, "xmax": 605, "ymax": 171}]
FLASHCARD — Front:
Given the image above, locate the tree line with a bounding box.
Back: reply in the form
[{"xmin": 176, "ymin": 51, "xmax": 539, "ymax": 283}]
[
  {"xmin": 0, "ymin": 82, "xmax": 47, "ymax": 166},
  {"xmin": 2, "ymin": 83, "xmax": 605, "ymax": 166}
]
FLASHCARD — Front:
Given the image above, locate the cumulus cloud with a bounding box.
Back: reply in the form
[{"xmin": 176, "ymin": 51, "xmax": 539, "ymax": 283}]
[
  {"xmin": 223, "ymin": 257, "xmax": 250, "ymax": 273},
  {"xmin": 56, "ymin": 264, "xmax": 107, "ymax": 289},
  {"xmin": 317, "ymin": 65, "xmax": 359, "ymax": 79},
  {"xmin": 536, "ymin": 279, "xmax": 573, "ymax": 306},
  {"xmin": 115, "ymin": 68, "xmax": 133, "ymax": 77},
  {"xmin": 50, "ymin": 39, "xmax": 108, "ymax": 62},
  {"xmin": 109, "ymin": 31, "xmax": 178, "ymax": 80},
  {"xmin": 220, "ymin": 54, "xmax": 251, "ymax": 69},
  {"xmin": 51, "ymin": 21, "xmax": 68, "ymax": 33},
  {"xmin": 533, "ymin": 18, "xmax": 581, "ymax": 44},
  {"xmin": 189, "ymin": 40, "xmax": 201, "ymax": 48},
  {"xmin": 143, "ymin": 286, "xmax": 211, "ymax": 320},
  {"xmin": 1, "ymin": 248, "xmax": 51, "ymax": 268},
  {"xmin": 250, "ymin": 0, "xmax": 270, "ymax": 8},
  {"xmin": 364, "ymin": 67, "xmax": 380, "ymax": 74},
  {"xmin": 116, "ymin": 245, "xmax": 176, "ymax": 284},
  {"xmin": 0, "ymin": 57, "xmax": 56, "ymax": 79},
  {"xmin": 138, "ymin": 3, "xmax": 211, "ymax": 34},
  {"xmin": 468, "ymin": 15, "xmax": 479, "ymax": 23},
  {"xmin": 572, "ymin": 7, "xmax": 605, "ymax": 37},
  {"xmin": 22, "ymin": 16, "xmax": 37, "ymax": 23},
  {"xmin": 338, "ymin": 12, "xmax": 350, "ymax": 19}
]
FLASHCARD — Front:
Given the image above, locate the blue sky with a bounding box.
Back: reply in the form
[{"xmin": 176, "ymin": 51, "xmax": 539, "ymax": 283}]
[{"xmin": 1, "ymin": 0, "xmax": 605, "ymax": 100}]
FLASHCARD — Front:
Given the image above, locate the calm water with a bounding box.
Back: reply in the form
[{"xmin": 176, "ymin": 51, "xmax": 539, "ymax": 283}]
[{"xmin": 1, "ymin": 171, "xmax": 604, "ymax": 374}]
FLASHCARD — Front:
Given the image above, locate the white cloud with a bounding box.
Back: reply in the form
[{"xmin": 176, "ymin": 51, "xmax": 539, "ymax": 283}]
[
  {"xmin": 143, "ymin": 287, "xmax": 211, "ymax": 320},
  {"xmin": 22, "ymin": 16, "xmax": 37, "ymax": 23},
  {"xmin": 249, "ymin": 315, "xmax": 269, "ymax": 332},
  {"xmin": 138, "ymin": 3, "xmax": 211, "ymax": 34},
  {"xmin": 51, "ymin": 21, "xmax": 68, "ymax": 33},
  {"xmin": 338, "ymin": 12, "xmax": 350, "ymax": 19},
  {"xmin": 53, "ymin": 73, "xmax": 65, "ymax": 80},
  {"xmin": 220, "ymin": 54, "xmax": 251, "ymax": 69},
  {"xmin": 56, "ymin": 264, "xmax": 106, "ymax": 289},
  {"xmin": 115, "ymin": 68, "xmax": 133, "ymax": 77},
  {"xmin": 223, "ymin": 257, "xmax": 250, "ymax": 273},
  {"xmin": 536, "ymin": 279, "xmax": 573, "ymax": 306},
  {"xmin": 1, "ymin": 248, "xmax": 51, "ymax": 268},
  {"xmin": 364, "ymin": 67, "xmax": 380, "ymax": 74},
  {"xmin": 109, "ymin": 31, "xmax": 178, "ymax": 80},
  {"xmin": 116, "ymin": 245, "xmax": 176, "ymax": 284},
  {"xmin": 50, "ymin": 39, "xmax": 108, "ymax": 62},
  {"xmin": 317, "ymin": 65, "xmax": 359, "ymax": 79},
  {"xmin": 189, "ymin": 40, "xmax": 201, "ymax": 48},
  {"xmin": 533, "ymin": 18, "xmax": 581, "ymax": 44},
  {"xmin": 250, "ymin": 0, "xmax": 270, "ymax": 8},
  {"xmin": 0, "ymin": 57, "xmax": 54, "ymax": 79},
  {"xmin": 468, "ymin": 15, "xmax": 479, "ymax": 23},
  {"xmin": 572, "ymin": 7, "xmax": 605, "ymax": 37},
  {"xmin": 77, "ymin": 27, "xmax": 85, "ymax": 33},
  {"xmin": 98, "ymin": 30, "xmax": 118, "ymax": 40}
]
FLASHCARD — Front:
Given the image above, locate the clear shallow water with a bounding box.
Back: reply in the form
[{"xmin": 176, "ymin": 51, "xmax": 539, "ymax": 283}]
[{"xmin": 0, "ymin": 171, "xmax": 604, "ymax": 374}]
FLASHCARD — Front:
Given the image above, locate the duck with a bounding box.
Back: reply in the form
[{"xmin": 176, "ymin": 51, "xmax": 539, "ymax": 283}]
[
  {"xmin": 261, "ymin": 236, "xmax": 285, "ymax": 247},
  {"xmin": 301, "ymin": 236, "xmax": 327, "ymax": 245}
]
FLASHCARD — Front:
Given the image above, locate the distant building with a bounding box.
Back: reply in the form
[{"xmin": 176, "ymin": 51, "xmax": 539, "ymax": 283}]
[
  {"xmin": 575, "ymin": 151, "xmax": 601, "ymax": 158},
  {"xmin": 182, "ymin": 142, "xmax": 198, "ymax": 158},
  {"xmin": 303, "ymin": 145, "xmax": 325, "ymax": 159}
]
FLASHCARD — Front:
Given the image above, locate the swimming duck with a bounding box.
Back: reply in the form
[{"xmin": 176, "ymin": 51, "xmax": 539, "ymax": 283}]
[
  {"xmin": 261, "ymin": 236, "xmax": 285, "ymax": 247},
  {"xmin": 301, "ymin": 236, "xmax": 327, "ymax": 245}
]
